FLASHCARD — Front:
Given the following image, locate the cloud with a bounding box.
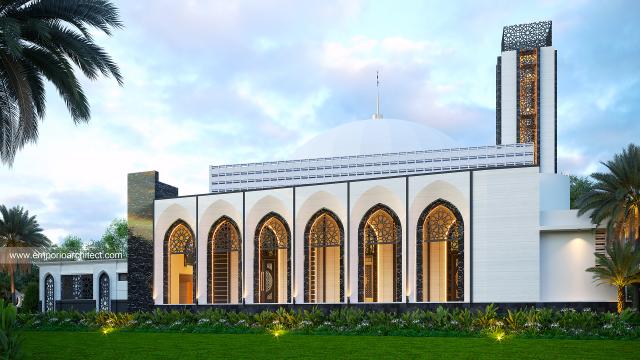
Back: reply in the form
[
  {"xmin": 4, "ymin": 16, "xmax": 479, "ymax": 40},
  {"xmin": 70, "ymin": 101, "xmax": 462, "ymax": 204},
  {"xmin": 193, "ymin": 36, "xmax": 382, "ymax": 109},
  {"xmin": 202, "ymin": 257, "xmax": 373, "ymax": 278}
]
[{"xmin": 1, "ymin": 0, "xmax": 638, "ymax": 243}]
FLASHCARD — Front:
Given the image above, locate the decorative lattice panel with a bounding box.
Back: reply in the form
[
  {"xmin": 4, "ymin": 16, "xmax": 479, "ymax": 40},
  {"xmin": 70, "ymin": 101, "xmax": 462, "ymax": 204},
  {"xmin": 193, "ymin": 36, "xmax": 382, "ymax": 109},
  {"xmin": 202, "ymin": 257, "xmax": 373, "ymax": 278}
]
[
  {"xmin": 502, "ymin": 21, "xmax": 552, "ymax": 52},
  {"xmin": 212, "ymin": 220, "xmax": 240, "ymax": 252},
  {"xmin": 99, "ymin": 273, "xmax": 110, "ymax": 311},
  {"xmin": 44, "ymin": 275, "xmax": 54, "ymax": 312}
]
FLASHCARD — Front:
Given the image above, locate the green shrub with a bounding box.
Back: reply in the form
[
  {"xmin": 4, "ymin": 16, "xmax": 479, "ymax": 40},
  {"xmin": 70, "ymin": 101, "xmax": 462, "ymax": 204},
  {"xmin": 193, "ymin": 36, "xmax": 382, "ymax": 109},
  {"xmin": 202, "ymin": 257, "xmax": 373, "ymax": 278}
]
[
  {"xmin": 11, "ymin": 305, "xmax": 640, "ymax": 340},
  {"xmin": 302, "ymin": 306, "xmax": 325, "ymax": 326},
  {"xmin": 19, "ymin": 283, "xmax": 38, "ymax": 314},
  {"xmin": 474, "ymin": 304, "xmax": 498, "ymax": 329},
  {"xmin": 0, "ymin": 299, "xmax": 22, "ymax": 359}
]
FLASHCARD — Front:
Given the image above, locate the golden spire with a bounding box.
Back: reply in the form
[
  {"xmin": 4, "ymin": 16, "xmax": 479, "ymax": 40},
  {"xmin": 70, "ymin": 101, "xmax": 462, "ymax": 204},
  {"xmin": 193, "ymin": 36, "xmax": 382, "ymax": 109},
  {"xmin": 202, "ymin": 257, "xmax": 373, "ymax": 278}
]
[{"xmin": 372, "ymin": 70, "xmax": 383, "ymax": 119}]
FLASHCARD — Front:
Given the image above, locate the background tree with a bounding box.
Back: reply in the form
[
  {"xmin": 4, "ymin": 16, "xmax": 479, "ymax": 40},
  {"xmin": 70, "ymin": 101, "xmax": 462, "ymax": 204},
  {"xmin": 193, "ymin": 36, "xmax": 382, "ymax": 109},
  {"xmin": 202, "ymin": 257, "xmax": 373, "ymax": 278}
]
[
  {"xmin": 52, "ymin": 234, "xmax": 84, "ymax": 254},
  {"xmin": 586, "ymin": 240, "xmax": 640, "ymax": 313},
  {"xmin": 569, "ymin": 175, "xmax": 593, "ymax": 209},
  {"xmin": 0, "ymin": 0, "xmax": 123, "ymax": 165},
  {"xmin": 87, "ymin": 218, "xmax": 127, "ymax": 256},
  {"xmin": 0, "ymin": 205, "xmax": 50, "ymax": 304}
]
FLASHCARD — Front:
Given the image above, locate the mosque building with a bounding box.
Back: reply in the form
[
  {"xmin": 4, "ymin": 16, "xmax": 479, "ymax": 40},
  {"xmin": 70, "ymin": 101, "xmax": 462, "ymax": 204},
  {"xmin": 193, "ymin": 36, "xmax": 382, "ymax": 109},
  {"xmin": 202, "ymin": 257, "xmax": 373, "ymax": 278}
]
[{"xmin": 40, "ymin": 21, "xmax": 615, "ymax": 312}]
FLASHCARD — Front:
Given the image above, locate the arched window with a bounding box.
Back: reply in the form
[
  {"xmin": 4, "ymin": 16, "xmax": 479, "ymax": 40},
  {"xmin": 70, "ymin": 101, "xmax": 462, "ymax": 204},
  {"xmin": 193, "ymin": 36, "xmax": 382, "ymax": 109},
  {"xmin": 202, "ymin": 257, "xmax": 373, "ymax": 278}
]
[
  {"xmin": 208, "ymin": 216, "xmax": 242, "ymax": 304},
  {"xmin": 304, "ymin": 209, "xmax": 344, "ymax": 303},
  {"xmin": 44, "ymin": 274, "xmax": 54, "ymax": 312},
  {"xmin": 254, "ymin": 213, "xmax": 290, "ymax": 303},
  {"xmin": 99, "ymin": 272, "xmax": 110, "ymax": 311},
  {"xmin": 358, "ymin": 204, "xmax": 402, "ymax": 303},
  {"xmin": 163, "ymin": 220, "xmax": 196, "ymax": 304},
  {"xmin": 416, "ymin": 199, "xmax": 464, "ymax": 302}
]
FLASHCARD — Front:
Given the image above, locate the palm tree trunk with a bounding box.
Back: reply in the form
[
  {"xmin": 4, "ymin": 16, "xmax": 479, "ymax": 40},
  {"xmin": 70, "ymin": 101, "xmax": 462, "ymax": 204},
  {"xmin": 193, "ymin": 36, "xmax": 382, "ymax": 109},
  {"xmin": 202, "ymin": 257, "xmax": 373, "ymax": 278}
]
[
  {"xmin": 9, "ymin": 267, "xmax": 15, "ymax": 305},
  {"xmin": 634, "ymin": 222, "xmax": 640, "ymax": 311},
  {"xmin": 617, "ymin": 286, "xmax": 625, "ymax": 314}
]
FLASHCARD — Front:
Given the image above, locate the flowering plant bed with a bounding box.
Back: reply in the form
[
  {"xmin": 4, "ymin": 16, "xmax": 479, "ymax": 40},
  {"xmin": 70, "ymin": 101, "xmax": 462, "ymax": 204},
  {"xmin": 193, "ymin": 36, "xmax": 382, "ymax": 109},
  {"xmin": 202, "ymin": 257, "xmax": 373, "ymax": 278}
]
[{"xmin": 18, "ymin": 305, "xmax": 640, "ymax": 340}]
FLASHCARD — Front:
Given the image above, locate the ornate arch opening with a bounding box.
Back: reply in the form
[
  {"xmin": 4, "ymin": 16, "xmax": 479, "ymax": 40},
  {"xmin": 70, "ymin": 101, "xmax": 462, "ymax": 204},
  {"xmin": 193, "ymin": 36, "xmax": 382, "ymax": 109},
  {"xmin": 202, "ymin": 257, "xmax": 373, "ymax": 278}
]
[
  {"xmin": 358, "ymin": 204, "xmax": 402, "ymax": 303},
  {"xmin": 208, "ymin": 216, "xmax": 242, "ymax": 304},
  {"xmin": 44, "ymin": 274, "xmax": 54, "ymax": 312},
  {"xmin": 254, "ymin": 213, "xmax": 291, "ymax": 303},
  {"xmin": 304, "ymin": 209, "xmax": 344, "ymax": 303},
  {"xmin": 416, "ymin": 199, "xmax": 464, "ymax": 302},
  {"xmin": 98, "ymin": 272, "xmax": 110, "ymax": 311},
  {"xmin": 163, "ymin": 220, "xmax": 196, "ymax": 304}
]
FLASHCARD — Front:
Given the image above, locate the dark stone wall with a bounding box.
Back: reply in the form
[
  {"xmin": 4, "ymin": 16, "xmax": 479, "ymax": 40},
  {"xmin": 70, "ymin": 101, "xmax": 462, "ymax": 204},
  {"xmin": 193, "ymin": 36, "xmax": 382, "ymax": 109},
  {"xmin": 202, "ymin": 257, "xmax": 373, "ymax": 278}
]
[
  {"xmin": 111, "ymin": 300, "xmax": 129, "ymax": 313},
  {"xmin": 56, "ymin": 300, "xmax": 96, "ymax": 312},
  {"xmin": 157, "ymin": 301, "xmax": 619, "ymax": 315},
  {"xmin": 127, "ymin": 171, "xmax": 178, "ymax": 312}
]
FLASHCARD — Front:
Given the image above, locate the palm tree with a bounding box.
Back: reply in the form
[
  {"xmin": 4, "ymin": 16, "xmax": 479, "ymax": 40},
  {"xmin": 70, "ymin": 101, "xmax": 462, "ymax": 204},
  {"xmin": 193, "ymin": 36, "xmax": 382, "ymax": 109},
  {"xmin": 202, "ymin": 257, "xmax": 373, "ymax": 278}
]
[
  {"xmin": 0, "ymin": 205, "xmax": 50, "ymax": 303},
  {"xmin": 0, "ymin": 0, "xmax": 123, "ymax": 165},
  {"xmin": 577, "ymin": 144, "xmax": 640, "ymax": 308},
  {"xmin": 576, "ymin": 144, "xmax": 640, "ymax": 244},
  {"xmin": 587, "ymin": 240, "xmax": 640, "ymax": 313}
]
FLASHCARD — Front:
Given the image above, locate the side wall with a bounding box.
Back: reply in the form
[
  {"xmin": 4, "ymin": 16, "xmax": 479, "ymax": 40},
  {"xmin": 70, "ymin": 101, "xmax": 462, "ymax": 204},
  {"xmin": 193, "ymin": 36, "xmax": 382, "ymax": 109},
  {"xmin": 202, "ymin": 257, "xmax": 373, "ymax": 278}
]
[{"xmin": 540, "ymin": 230, "xmax": 616, "ymax": 302}]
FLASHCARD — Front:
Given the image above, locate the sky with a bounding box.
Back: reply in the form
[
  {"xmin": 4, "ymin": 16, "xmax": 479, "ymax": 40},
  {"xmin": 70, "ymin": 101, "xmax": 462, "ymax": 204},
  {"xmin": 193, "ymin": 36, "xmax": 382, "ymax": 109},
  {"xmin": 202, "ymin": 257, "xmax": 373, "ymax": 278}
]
[{"xmin": 0, "ymin": 0, "xmax": 638, "ymax": 244}]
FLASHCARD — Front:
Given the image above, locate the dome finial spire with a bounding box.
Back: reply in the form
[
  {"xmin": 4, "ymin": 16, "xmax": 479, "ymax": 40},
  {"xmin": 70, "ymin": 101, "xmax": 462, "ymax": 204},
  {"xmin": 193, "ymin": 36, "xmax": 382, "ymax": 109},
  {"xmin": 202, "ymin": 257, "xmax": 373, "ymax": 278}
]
[{"xmin": 373, "ymin": 70, "xmax": 383, "ymax": 119}]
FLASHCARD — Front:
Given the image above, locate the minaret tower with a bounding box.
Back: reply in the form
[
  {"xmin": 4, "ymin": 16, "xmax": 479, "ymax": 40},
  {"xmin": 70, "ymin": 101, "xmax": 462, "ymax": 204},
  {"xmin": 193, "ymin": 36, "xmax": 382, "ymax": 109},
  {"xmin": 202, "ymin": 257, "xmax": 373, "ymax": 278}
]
[{"xmin": 496, "ymin": 21, "xmax": 557, "ymax": 173}]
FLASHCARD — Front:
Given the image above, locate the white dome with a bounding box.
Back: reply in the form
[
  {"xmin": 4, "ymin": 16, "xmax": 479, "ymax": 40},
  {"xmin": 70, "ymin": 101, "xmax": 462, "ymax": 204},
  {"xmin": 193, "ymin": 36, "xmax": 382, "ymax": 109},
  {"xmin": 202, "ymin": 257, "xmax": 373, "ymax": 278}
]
[{"xmin": 292, "ymin": 118, "xmax": 456, "ymax": 159}]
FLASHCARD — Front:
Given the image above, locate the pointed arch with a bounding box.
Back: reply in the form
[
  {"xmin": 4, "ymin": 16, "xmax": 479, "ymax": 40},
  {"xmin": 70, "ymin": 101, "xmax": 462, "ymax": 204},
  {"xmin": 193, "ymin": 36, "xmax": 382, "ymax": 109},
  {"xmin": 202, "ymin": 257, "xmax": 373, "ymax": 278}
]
[
  {"xmin": 44, "ymin": 273, "xmax": 54, "ymax": 312},
  {"xmin": 163, "ymin": 219, "xmax": 196, "ymax": 304},
  {"xmin": 416, "ymin": 198, "xmax": 464, "ymax": 302},
  {"xmin": 207, "ymin": 216, "xmax": 242, "ymax": 304},
  {"xmin": 303, "ymin": 208, "xmax": 344, "ymax": 303},
  {"xmin": 253, "ymin": 212, "xmax": 291, "ymax": 303},
  {"xmin": 358, "ymin": 204, "xmax": 402, "ymax": 303},
  {"xmin": 98, "ymin": 272, "xmax": 110, "ymax": 311}
]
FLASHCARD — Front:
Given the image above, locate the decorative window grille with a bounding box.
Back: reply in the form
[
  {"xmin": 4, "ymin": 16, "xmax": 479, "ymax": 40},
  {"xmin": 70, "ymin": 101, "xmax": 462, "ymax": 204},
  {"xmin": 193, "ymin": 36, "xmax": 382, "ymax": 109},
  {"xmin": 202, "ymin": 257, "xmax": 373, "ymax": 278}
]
[
  {"xmin": 595, "ymin": 228, "xmax": 607, "ymax": 259},
  {"xmin": 169, "ymin": 223, "xmax": 195, "ymax": 265},
  {"xmin": 365, "ymin": 210, "xmax": 399, "ymax": 245},
  {"xmin": 99, "ymin": 273, "xmax": 110, "ymax": 312},
  {"xmin": 416, "ymin": 200, "xmax": 464, "ymax": 302},
  {"xmin": 212, "ymin": 221, "xmax": 241, "ymax": 252},
  {"xmin": 44, "ymin": 275, "xmax": 54, "ymax": 312},
  {"xmin": 309, "ymin": 213, "xmax": 341, "ymax": 248},
  {"xmin": 518, "ymin": 49, "xmax": 539, "ymax": 164},
  {"xmin": 61, "ymin": 274, "xmax": 93, "ymax": 300},
  {"xmin": 260, "ymin": 217, "xmax": 289, "ymax": 250}
]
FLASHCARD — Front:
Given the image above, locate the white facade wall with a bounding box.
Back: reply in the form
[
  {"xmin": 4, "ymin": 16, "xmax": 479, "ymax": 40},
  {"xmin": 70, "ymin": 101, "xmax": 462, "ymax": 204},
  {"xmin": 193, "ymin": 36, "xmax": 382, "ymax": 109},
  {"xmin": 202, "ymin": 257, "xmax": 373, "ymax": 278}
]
[
  {"xmin": 154, "ymin": 197, "xmax": 197, "ymax": 304},
  {"xmin": 539, "ymin": 46, "xmax": 556, "ymax": 174},
  {"xmin": 500, "ymin": 47, "xmax": 556, "ymax": 174},
  {"xmin": 473, "ymin": 167, "xmax": 540, "ymax": 302},
  {"xmin": 539, "ymin": 173, "xmax": 569, "ymax": 211},
  {"xmin": 540, "ymin": 230, "xmax": 615, "ymax": 302},
  {"xmin": 150, "ymin": 166, "xmax": 614, "ymax": 305},
  {"xmin": 500, "ymin": 50, "xmax": 517, "ymax": 144},
  {"xmin": 38, "ymin": 259, "xmax": 127, "ymax": 311}
]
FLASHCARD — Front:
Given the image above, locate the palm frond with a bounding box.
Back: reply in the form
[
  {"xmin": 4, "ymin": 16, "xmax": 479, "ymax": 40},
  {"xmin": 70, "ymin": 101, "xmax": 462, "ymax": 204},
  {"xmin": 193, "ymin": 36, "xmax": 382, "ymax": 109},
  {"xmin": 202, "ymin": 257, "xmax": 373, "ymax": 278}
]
[{"xmin": 0, "ymin": 0, "xmax": 122, "ymax": 165}]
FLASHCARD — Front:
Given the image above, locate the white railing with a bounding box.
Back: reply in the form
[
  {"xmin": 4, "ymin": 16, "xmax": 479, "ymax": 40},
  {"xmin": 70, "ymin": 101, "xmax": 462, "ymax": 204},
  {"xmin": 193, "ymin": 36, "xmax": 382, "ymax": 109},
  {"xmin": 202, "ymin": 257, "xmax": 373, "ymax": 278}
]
[{"xmin": 209, "ymin": 143, "xmax": 535, "ymax": 193}]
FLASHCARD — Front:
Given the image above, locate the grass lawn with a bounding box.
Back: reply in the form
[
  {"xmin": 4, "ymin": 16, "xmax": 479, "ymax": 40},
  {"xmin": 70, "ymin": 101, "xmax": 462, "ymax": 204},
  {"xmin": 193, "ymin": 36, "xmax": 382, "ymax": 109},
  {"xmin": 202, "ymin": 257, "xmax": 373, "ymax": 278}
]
[{"xmin": 21, "ymin": 331, "xmax": 640, "ymax": 360}]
